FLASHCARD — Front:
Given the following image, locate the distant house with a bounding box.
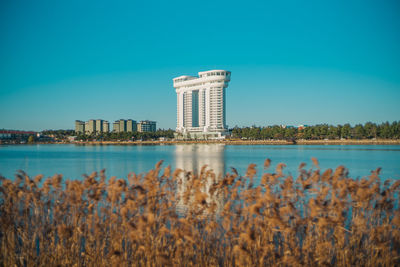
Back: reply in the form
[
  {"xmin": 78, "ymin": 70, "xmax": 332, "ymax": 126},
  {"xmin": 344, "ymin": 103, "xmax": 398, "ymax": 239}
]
[
  {"xmin": 67, "ymin": 136, "xmax": 77, "ymax": 142},
  {"xmin": 0, "ymin": 130, "xmax": 36, "ymax": 140}
]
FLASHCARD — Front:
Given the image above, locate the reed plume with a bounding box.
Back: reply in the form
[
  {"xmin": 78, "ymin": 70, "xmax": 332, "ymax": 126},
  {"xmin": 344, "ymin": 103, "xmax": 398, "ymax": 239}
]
[{"xmin": 1, "ymin": 159, "xmax": 399, "ymax": 266}]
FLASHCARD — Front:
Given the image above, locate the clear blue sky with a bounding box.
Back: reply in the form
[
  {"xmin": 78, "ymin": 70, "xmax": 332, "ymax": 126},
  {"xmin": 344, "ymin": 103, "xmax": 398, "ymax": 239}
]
[{"xmin": 1, "ymin": 0, "xmax": 399, "ymax": 131}]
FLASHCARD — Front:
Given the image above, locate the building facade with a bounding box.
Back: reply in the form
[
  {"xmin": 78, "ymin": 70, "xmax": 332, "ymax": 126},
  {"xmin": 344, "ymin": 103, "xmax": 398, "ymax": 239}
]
[
  {"xmin": 95, "ymin": 119, "xmax": 103, "ymax": 133},
  {"xmin": 119, "ymin": 119, "xmax": 126, "ymax": 132},
  {"xmin": 126, "ymin": 119, "xmax": 137, "ymax": 132},
  {"xmin": 75, "ymin": 119, "xmax": 158, "ymax": 134},
  {"xmin": 103, "ymin": 121, "xmax": 110, "ymax": 133},
  {"xmin": 138, "ymin": 120, "xmax": 156, "ymax": 132},
  {"xmin": 113, "ymin": 121, "xmax": 120, "ymax": 132},
  {"xmin": 173, "ymin": 70, "xmax": 231, "ymax": 139},
  {"xmin": 75, "ymin": 120, "xmax": 85, "ymax": 134},
  {"xmin": 113, "ymin": 119, "xmax": 138, "ymax": 133},
  {"xmin": 0, "ymin": 130, "xmax": 37, "ymax": 140},
  {"xmin": 75, "ymin": 119, "xmax": 109, "ymax": 134},
  {"xmin": 86, "ymin": 120, "xmax": 96, "ymax": 134}
]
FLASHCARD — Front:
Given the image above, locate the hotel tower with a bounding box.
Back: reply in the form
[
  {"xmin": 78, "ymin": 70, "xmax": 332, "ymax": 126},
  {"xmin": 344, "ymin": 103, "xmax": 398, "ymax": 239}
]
[{"xmin": 173, "ymin": 70, "xmax": 231, "ymax": 139}]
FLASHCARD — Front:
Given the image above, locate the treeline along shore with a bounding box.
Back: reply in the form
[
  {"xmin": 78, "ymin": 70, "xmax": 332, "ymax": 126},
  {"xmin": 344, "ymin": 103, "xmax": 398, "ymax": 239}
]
[
  {"xmin": 39, "ymin": 120, "xmax": 400, "ymax": 145},
  {"xmin": 73, "ymin": 139, "xmax": 400, "ymax": 146},
  {"xmin": 73, "ymin": 121, "xmax": 399, "ymax": 142},
  {"xmin": 73, "ymin": 121, "xmax": 400, "ymax": 141},
  {"xmin": 2, "ymin": 121, "xmax": 399, "ymax": 144},
  {"xmin": 231, "ymin": 121, "xmax": 400, "ymax": 140},
  {"xmin": 5, "ymin": 139, "xmax": 400, "ymax": 146}
]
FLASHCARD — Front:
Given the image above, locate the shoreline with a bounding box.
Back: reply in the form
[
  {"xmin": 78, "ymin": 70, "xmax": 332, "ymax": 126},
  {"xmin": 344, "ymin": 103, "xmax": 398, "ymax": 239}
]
[
  {"xmin": 6, "ymin": 139, "xmax": 398, "ymax": 145},
  {"xmin": 78, "ymin": 139, "xmax": 400, "ymax": 145}
]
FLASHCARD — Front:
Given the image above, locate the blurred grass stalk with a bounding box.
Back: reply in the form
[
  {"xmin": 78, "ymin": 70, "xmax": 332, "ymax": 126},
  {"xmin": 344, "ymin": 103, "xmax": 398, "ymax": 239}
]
[{"xmin": 1, "ymin": 159, "xmax": 400, "ymax": 266}]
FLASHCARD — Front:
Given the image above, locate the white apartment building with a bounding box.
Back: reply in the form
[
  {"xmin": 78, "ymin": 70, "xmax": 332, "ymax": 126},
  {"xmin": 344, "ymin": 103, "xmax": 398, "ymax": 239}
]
[{"xmin": 173, "ymin": 70, "xmax": 231, "ymax": 138}]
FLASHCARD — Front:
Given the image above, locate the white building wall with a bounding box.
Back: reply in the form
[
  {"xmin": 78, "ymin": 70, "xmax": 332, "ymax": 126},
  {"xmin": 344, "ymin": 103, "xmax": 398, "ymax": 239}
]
[
  {"xmin": 205, "ymin": 87, "xmax": 211, "ymax": 131},
  {"xmin": 176, "ymin": 92, "xmax": 185, "ymax": 131},
  {"xmin": 199, "ymin": 89, "xmax": 206, "ymax": 128},
  {"xmin": 183, "ymin": 91, "xmax": 192, "ymax": 129},
  {"xmin": 173, "ymin": 70, "xmax": 231, "ymax": 134}
]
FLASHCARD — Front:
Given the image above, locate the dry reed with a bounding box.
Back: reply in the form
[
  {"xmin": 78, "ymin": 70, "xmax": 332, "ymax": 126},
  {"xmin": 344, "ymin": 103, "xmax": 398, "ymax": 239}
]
[{"xmin": 1, "ymin": 160, "xmax": 400, "ymax": 266}]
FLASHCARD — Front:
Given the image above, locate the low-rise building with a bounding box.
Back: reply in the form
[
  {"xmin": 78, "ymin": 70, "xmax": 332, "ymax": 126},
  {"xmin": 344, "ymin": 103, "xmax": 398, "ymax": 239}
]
[
  {"xmin": 0, "ymin": 132, "xmax": 12, "ymax": 139},
  {"xmin": 0, "ymin": 130, "xmax": 37, "ymax": 140},
  {"xmin": 138, "ymin": 120, "xmax": 156, "ymax": 132}
]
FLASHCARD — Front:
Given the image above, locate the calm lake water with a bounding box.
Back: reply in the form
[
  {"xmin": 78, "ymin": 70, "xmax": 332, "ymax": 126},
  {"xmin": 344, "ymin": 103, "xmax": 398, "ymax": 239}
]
[{"xmin": 0, "ymin": 144, "xmax": 400, "ymax": 181}]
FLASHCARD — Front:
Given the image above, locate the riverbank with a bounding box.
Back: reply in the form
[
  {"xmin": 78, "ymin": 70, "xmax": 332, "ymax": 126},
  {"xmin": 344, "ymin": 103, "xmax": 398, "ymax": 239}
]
[
  {"xmin": 71, "ymin": 139, "xmax": 400, "ymax": 145},
  {"xmin": 2, "ymin": 139, "xmax": 400, "ymax": 146}
]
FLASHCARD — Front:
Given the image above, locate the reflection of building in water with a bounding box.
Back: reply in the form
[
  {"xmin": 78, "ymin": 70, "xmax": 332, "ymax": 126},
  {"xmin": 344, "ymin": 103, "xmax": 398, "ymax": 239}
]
[
  {"xmin": 175, "ymin": 144, "xmax": 226, "ymax": 176},
  {"xmin": 174, "ymin": 144, "xmax": 226, "ymax": 214}
]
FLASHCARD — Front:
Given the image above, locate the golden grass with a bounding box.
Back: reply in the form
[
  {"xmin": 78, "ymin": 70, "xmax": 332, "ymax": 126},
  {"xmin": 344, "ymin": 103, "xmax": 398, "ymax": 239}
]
[{"xmin": 1, "ymin": 160, "xmax": 400, "ymax": 266}]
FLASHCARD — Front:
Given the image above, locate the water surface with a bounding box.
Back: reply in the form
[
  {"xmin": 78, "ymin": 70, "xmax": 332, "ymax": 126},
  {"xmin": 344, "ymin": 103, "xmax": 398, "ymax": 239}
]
[{"xmin": 0, "ymin": 144, "xmax": 399, "ymax": 181}]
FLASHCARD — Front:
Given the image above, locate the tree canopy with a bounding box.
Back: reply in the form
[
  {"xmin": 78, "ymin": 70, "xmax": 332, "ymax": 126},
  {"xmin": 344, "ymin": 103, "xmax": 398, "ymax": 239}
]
[
  {"xmin": 230, "ymin": 121, "xmax": 400, "ymax": 140},
  {"xmin": 74, "ymin": 129, "xmax": 175, "ymax": 141}
]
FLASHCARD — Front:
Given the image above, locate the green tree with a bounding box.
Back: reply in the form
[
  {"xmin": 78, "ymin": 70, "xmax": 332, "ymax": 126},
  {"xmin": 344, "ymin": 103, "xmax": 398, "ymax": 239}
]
[
  {"xmin": 261, "ymin": 127, "xmax": 273, "ymax": 140},
  {"xmin": 364, "ymin": 122, "xmax": 377, "ymax": 139},
  {"xmin": 284, "ymin": 127, "xmax": 297, "ymax": 139},
  {"xmin": 392, "ymin": 121, "xmax": 400, "ymax": 139},
  {"xmin": 327, "ymin": 125, "xmax": 339, "ymax": 139},
  {"xmin": 379, "ymin": 122, "xmax": 391, "ymax": 139},
  {"xmin": 353, "ymin": 124, "xmax": 365, "ymax": 139},
  {"xmin": 249, "ymin": 127, "xmax": 261, "ymax": 140},
  {"xmin": 303, "ymin": 127, "xmax": 313, "ymax": 140},
  {"xmin": 341, "ymin": 124, "xmax": 351, "ymax": 139}
]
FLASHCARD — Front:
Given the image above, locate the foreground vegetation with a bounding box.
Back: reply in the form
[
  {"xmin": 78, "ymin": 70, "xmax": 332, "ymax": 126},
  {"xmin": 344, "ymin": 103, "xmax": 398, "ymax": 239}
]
[
  {"xmin": 1, "ymin": 160, "xmax": 400, "ymax": 266},
  {"xmin": 232, "ymin": 121, "xmax": 400, "ymax": 140}
]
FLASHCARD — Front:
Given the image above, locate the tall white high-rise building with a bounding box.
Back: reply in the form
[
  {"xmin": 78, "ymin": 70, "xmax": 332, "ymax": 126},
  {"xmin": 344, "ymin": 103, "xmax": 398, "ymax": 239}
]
[{"xmin": 173, "ymin": 70, "xmax": 231, "ymax": 138}]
